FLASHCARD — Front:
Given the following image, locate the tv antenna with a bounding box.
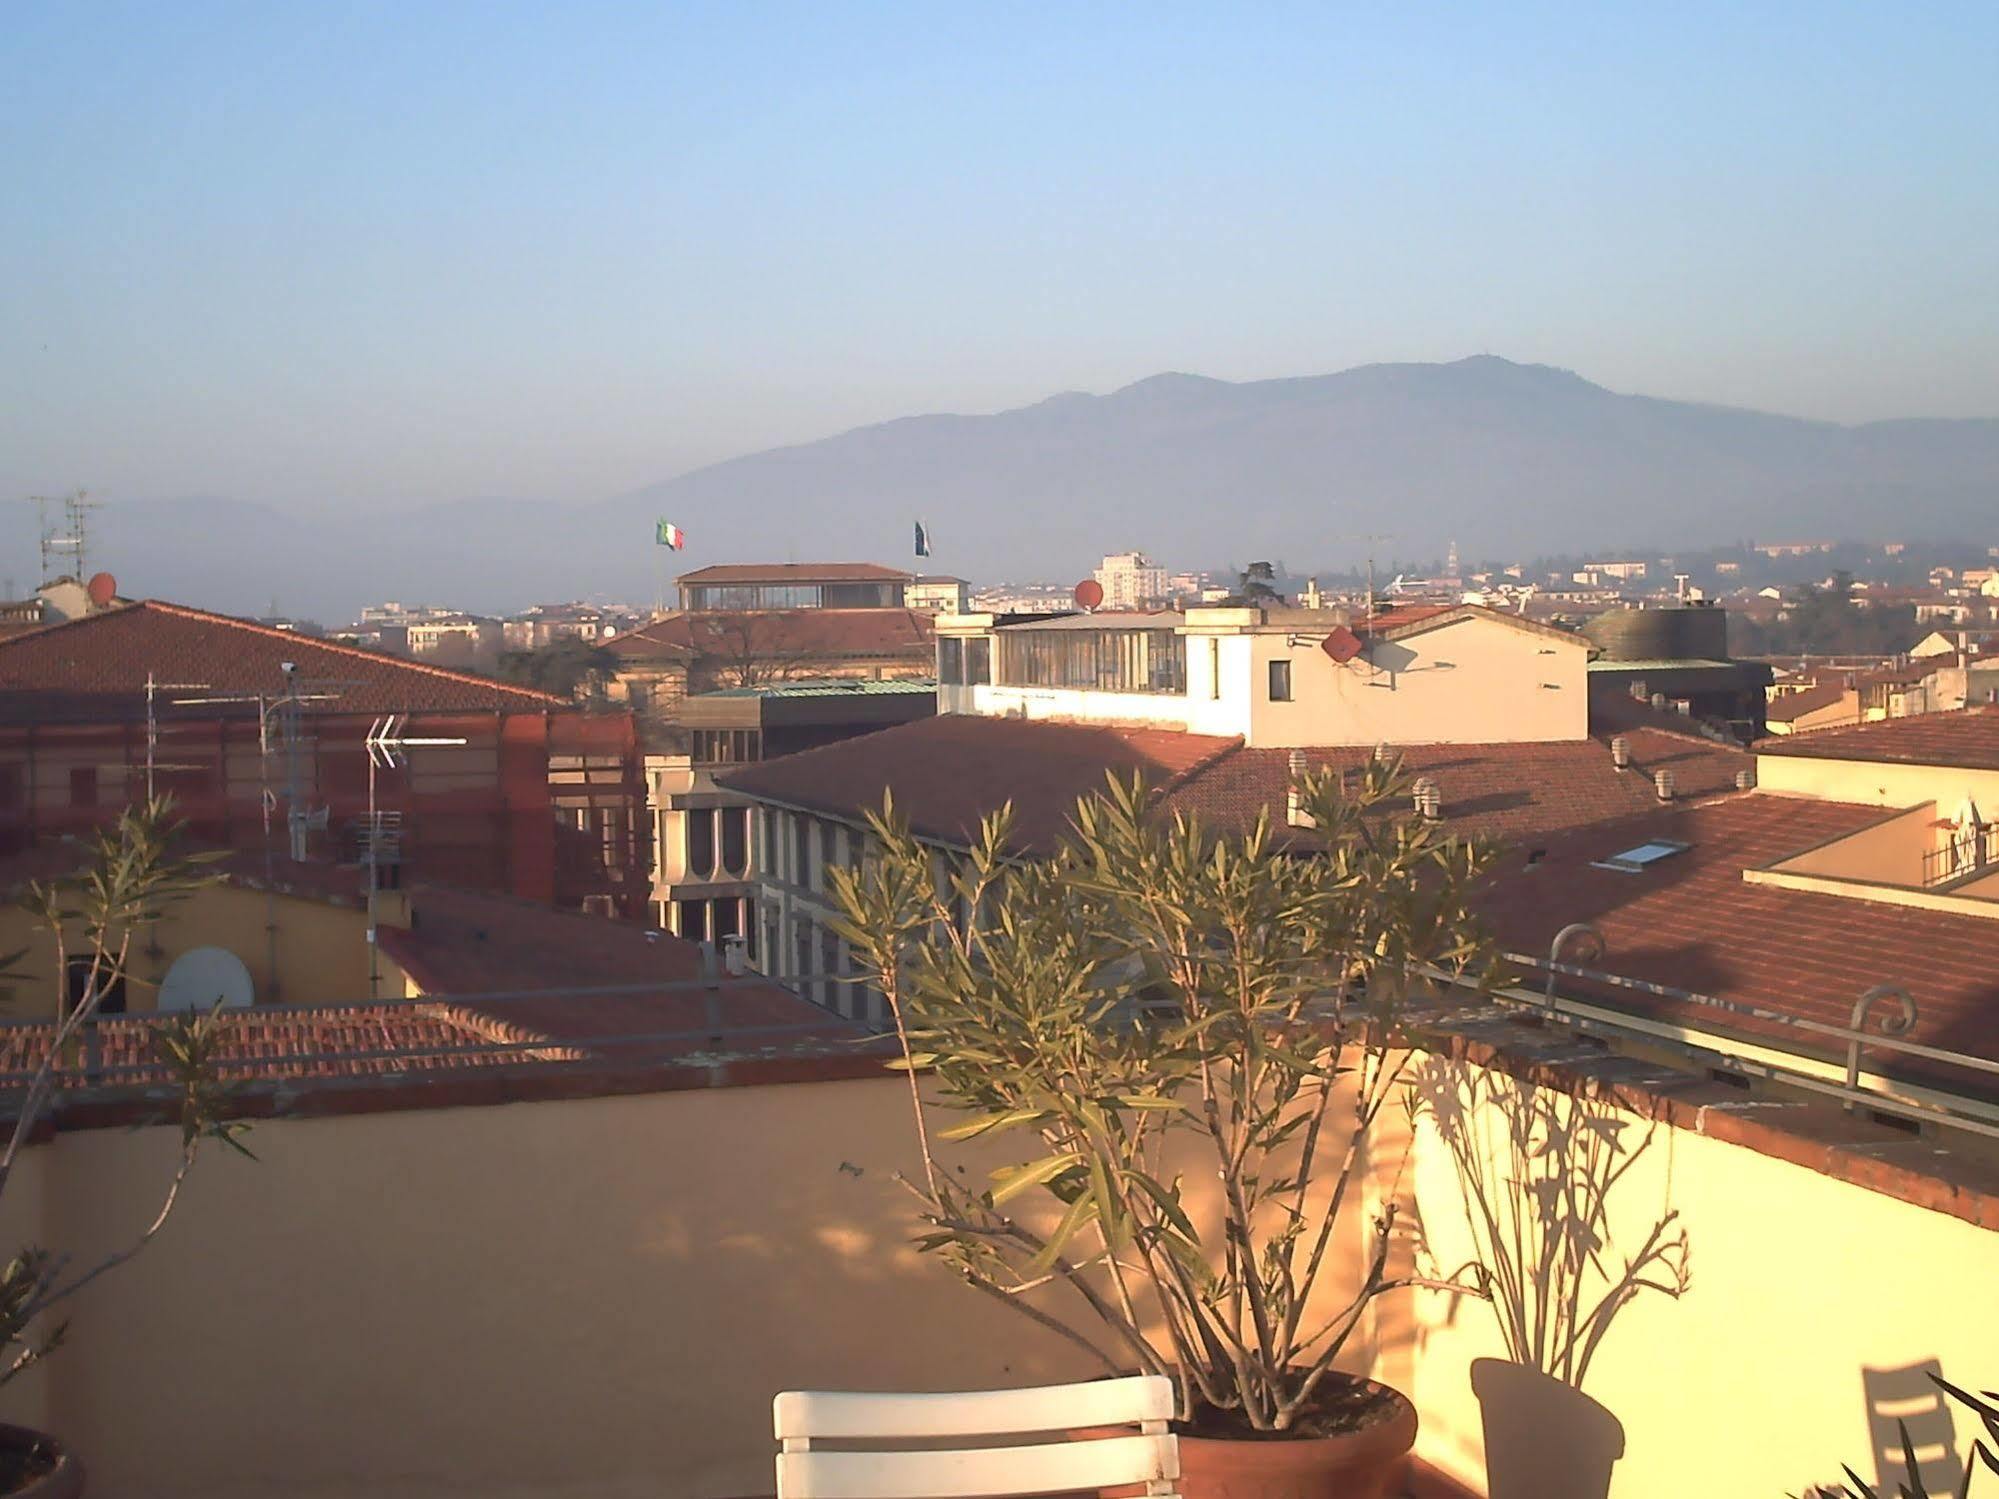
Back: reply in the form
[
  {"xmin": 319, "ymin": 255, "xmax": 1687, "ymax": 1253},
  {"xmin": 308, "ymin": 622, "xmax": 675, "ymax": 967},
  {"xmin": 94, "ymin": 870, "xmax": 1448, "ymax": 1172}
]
[
  {"xmin": 1336, "ymin": 531, "xmax": 1397, "ymax": 623},
  {"xmin": 30, "ymin": 490, "xmax": 100, "ymax": 586}
]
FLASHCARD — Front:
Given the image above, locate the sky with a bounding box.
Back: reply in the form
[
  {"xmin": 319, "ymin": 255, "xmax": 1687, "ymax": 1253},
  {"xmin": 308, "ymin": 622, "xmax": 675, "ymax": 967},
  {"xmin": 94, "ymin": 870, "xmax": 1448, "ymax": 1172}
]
[{"xmin": 3, "ymin": 1, "xmax": 1996, "ymax": 517}]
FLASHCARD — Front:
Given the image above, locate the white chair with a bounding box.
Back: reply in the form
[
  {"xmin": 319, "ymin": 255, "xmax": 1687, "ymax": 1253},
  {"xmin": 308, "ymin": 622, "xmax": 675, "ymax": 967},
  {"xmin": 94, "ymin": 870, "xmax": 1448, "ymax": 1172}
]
[{"xmin": 774, "ymin": 1373, "xmax": 1180, "ymax": 1499}]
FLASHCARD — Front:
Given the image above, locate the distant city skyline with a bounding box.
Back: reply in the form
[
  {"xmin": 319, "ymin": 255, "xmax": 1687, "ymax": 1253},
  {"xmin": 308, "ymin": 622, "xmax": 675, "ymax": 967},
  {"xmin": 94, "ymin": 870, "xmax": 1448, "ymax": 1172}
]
[{"xmin": 3, "ymin": 3, "xmax": 1996, "ymax": 514}]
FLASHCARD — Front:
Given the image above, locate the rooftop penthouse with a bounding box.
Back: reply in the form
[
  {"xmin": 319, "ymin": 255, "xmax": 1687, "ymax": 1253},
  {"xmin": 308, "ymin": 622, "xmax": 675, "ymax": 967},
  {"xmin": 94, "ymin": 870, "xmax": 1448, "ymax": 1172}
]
[
  {"xmin": 675, "ymin": 562, "xmax": 916, "ymax": 613},
  {"xmin": 935, "ymin": 603, "xmax": 1591, "ymax": 746}
]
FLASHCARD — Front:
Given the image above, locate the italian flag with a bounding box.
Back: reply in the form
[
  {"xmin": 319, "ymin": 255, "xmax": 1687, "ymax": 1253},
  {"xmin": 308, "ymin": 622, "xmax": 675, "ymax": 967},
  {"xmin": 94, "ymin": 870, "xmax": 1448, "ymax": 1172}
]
[{"xmin": 656, "ymin": 520, "xmax": 686, "ymax": 550}]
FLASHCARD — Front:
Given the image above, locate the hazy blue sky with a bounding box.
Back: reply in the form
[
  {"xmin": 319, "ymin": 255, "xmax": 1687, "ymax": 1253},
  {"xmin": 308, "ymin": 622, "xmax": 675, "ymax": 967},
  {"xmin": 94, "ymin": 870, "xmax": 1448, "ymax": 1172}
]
[{"xmin": 3, "ymin": 2, "xmax": 1995, "ymax": 513}]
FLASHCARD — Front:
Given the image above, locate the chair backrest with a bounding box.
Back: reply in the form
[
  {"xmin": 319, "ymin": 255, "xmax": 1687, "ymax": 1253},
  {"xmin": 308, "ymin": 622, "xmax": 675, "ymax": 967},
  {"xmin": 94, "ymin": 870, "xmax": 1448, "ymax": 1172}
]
[{"xmin": 773, "ymin": 1374, "xmax": 1179, "ymax": 1499}]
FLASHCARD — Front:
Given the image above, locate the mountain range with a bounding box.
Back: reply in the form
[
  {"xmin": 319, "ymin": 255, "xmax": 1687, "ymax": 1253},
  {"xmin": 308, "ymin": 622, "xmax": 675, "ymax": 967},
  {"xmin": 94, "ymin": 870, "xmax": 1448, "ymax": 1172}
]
[{"xmin": 65, "ymin": 356, "xmax": 1999, "ymax": 622}]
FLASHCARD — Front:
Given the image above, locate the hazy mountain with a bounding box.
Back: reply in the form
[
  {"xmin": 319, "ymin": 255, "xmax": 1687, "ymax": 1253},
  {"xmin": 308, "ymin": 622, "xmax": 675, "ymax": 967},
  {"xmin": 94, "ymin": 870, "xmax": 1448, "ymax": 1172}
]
[{"xmin": 70, "ymin": 357, "xmax": 1999, "ymax": 619}]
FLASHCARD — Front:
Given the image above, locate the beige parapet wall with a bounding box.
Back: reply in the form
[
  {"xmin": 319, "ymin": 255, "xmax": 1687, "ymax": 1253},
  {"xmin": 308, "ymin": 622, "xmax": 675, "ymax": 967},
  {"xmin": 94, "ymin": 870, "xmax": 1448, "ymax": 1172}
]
[{"xmin": 0, "ymin": 1056, "xmax": 1991, "ymax": 1498}]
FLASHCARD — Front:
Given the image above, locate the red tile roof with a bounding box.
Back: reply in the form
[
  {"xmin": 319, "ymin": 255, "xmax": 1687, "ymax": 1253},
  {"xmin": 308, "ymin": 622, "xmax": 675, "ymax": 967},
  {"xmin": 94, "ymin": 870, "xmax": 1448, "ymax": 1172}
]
[
  {"xmin": 1764, "ymin": 680, "xmax": 1856, "ymax": 724},
  {"xmin": 676, "ymin": 562, "xmax": 915, "ymax": 585},
  {"xmin": 1162, "ymin": 729, "xmax": 1749, "ymax": 847},
  {"xmin": 0, "ymin": 601, "xmax": 562, "ymax": 723},
  {"xmin": 0, "ymin": 1003, "xmax": 545, "ymax": 1084},
  {"xmin": 377, "ymin": 884, "xmax": 852, "ymax": 1054},
  {"xmin": 606, "ymin": 608, "xmax": 934, "ymax": 664},
  {"xmin": 1474, "ymin": 794, "xmax": 1999, "ymax": 1096},
  {"xmin": 1760, "ymin": 706, "xmax": 1999, "ymax": 769},
  {"xmin": 723, "ymin": 715, "xmax": 1243, "ymax": 853},
  {"xmin": 1365, "ymin": 603, "xmax": 1584, "ymax": 647},
  {"xmin": 724, "ymin": 713, "xmax": 1749, "ymax": 856}
]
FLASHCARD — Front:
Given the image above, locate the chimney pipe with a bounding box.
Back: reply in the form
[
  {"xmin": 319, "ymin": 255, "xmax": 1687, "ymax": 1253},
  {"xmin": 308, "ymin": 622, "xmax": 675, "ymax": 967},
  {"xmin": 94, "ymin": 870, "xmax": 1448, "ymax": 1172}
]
[
  {"xmin": 1650, "ymin": 693, "xmax": 1668, "ymax": 712},
  {"xmin": 1286, "ymin": 749, "xmax": 1313, "ymax": 828},
  {"xmin": 1412, "ymin": 776, "xmax": 1442, "ymax": 821},
  {"xmin": 1654, "ymin": 769, "xmax": 1676, "ymax": 802},
  {"xmin": 1735, "ymin": 768, "xmax": 1756, "ymax": 791},
  {"xmin": 1610, "ymin": 735, "xmax": 1632, "ymax": 771}
]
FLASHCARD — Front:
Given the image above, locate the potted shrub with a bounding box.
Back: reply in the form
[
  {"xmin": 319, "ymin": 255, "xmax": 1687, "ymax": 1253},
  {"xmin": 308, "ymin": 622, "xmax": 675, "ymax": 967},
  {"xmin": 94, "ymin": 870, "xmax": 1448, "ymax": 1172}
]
[
  {"xmin": 831, "ymin": 761, "xmax": 1498, "ymax": 1499},
  {"xmin": 0, "ymin": 800, "xmax": 249, "ymax": 1495}
]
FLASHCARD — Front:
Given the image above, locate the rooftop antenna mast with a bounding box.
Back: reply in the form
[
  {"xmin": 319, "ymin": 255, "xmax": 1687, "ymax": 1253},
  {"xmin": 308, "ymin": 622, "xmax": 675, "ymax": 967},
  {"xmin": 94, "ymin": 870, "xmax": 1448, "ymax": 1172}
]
[
  {"xmin": 36, "ymin": 490, "xmax": 99, "ymax": 586},
  {"xmin": 1337, "ymin": 531, "xmax": 1396, "ymax": 623}
]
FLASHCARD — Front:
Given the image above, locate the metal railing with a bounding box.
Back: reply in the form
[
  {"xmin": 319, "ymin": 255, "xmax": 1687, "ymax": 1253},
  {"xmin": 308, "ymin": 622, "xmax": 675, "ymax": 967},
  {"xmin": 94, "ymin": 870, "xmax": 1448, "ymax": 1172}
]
[
  {"xmin": 1506, "ymin": 924, "xmax": 1999, "ymax": 1140},
  {"xmin": 1919, "ymin": 825, "xmax": 1999, "ymax": 889}
]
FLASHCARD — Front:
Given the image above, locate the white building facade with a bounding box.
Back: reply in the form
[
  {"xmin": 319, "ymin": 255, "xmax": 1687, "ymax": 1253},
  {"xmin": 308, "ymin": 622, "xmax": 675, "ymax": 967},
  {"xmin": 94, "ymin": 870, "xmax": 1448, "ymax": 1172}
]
[{"xmin": 1093, "ymin": 551, "xmax": 1169, "ymax": 610}]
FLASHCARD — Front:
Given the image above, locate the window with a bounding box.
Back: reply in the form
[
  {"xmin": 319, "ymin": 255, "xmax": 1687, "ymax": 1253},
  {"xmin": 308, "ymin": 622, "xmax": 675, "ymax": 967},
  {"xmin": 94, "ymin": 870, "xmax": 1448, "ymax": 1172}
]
[
  {"xmin": 687, "ymin": 808, "xmax": 716, "ymax": 879},
  {"xmin": 938, "ymin": 637, "xmax": 965, "ymax": 685},
  {"xmin": 1268, "ymin": 659, "xmax": 1293, "ymax": 702},
  {"xmin": 791, "ymin": 814, "xmax": 810, "ymax": 887},
  {"xmin": 1594, "ymin": 839, "xmax": 1690, "ymax": 873},
  {"xmin": 66, "ymin": 958, "xmax": 126, "ymax": 1016},
  {"xmin": 966, "ymin": 636, "xmax": 991, "ymax": 685},
  {"xmin": 69, "ymin": 767, "xmax": 98, "ymax": 807},
  {"xmin": 719, "ymin": 807, "xmax": 749, "ymax": 875},
  {"xmin": 691, "ymin": 729, "xmax": 761, "ymax": 765},
  {"xmin": 994, "ymin": 628, "xmax": 1187, "ymax": 694}
]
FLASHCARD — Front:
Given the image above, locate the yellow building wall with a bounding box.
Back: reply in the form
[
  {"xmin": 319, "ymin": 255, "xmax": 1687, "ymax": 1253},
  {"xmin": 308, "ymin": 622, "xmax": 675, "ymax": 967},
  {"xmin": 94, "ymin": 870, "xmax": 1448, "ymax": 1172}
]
[
  {"xmin": 0, "ymin": 1058, "xmax": 1987, "ymax": 1498},
  {"xmin": 1756, "ymin": 752, "xmax": 1999, "ymax": 813},
  {"xmin": 1387, "ymin": 1059, "xmax": 1998, "ymax": 1497},
  {"xmin": 0, "ymin": 879, "xmax": 374, "ymax": 1015}
]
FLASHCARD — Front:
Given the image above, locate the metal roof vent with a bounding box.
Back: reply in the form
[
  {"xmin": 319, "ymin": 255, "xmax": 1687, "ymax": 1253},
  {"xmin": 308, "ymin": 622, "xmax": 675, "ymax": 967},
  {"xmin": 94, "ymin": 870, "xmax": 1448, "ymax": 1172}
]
[
  {"xmin": 1650, "ymin": 693, "xmax": 1668, "ymax": 712},
  {"xmin": 1412, "ymin": 776, "xmax": 1443, "ymax": 821},
  {"xmin": 1286, "ymin": 748, "xmax": 1314, "ymax": 829},
  {"xmin": 1735, "ymin": 768, "xmax": 1756, "ymax": 791},
  {"xmin": 1610, "ymin": 735, "xmax": 1632, "ymax": 771},
  {"xmin": 1654, "ymin": 769, "xmax": 1676, "ymax": 802}
]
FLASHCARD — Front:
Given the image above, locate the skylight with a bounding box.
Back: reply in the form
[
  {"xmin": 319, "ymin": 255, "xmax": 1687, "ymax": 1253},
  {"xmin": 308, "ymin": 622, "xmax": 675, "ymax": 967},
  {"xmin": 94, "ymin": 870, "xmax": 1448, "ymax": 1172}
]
[{"xmin": 1594, "ymin": 839, "xmax": 1691, "ymax": 874}]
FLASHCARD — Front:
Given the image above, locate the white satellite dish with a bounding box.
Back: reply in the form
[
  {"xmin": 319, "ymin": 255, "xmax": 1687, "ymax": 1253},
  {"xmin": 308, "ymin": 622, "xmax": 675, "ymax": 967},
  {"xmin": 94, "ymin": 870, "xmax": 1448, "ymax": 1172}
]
[{"xmin": 157, "ymin": 947, "xmax": 255, "ymax": 1013}]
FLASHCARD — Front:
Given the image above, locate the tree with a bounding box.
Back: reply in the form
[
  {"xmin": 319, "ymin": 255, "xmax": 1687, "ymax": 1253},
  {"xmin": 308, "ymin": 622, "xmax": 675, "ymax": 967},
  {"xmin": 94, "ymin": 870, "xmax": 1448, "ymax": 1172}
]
[
  {"xmin": 498, "ymin": 635, "xmax": 619, "ymax": 700},
  {"xmin": 691, "ymin": 612, "xmax": 818, "ymax": 690},
  {"xmin": 831, "ymin": 760, "xmax": 1499, "ymax": 1435},
  {"xmin": 0, "ymin": 800, "xmax": 250, "ymax": 1424}
]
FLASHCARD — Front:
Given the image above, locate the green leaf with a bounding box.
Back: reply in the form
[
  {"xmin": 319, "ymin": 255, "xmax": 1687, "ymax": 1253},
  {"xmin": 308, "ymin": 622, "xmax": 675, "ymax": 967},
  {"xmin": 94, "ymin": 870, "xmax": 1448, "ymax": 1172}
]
[
  {"xmin": 939, "ymin": 1107, "xmax": 1048, "ymax": 1141},
  {"xmin": 1024, "ymin": 1192, "xmax": 1101, "ymax": 1276},
  {"xmin": 989, "ymin": 1152, "xmax": 1080, "ymax": 1206}
]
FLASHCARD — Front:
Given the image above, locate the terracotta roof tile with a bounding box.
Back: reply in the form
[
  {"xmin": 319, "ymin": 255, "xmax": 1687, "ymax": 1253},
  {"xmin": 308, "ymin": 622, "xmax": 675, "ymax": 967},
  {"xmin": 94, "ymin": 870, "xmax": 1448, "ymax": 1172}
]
[
  {"xmin": 723, "ymin": 715, "xmax": 1243, "ymax": 853},
  {"xmin": 1161, "ymin": 729, "xmax": 1749, "ymax": 847},
  {"xmin": 0, "ymin": 601, "xmax": 561, "ymax": 723},
  {"xmin": 1474, "ymin": 794, "xmax": 1999, "ymax": 1097},
  {"xmin": 1760, "ymin": 706, "xmax": 1999, "ymax": 769},
  {"xmin": 725, "ymin": 712, "xmax": 1750, "ymax": 856},
  {"xmin": 377, "ymin": 884, "xmax": 851, "ymax": 1052},
  {"xmin": 1764, "ymin": 681, "xmax": 1856, "ymax": 723}
]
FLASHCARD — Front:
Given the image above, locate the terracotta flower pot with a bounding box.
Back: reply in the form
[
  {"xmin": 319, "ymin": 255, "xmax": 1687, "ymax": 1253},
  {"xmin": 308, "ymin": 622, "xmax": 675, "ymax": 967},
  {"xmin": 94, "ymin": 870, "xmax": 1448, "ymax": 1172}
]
[
  {"xmin": 1087, "ymin": 1378, "xmax": 1416, "ymax": 1499},
  {"xmin": 0, "ymin": 1424, "xmax": 82, "ymax": 1499}
]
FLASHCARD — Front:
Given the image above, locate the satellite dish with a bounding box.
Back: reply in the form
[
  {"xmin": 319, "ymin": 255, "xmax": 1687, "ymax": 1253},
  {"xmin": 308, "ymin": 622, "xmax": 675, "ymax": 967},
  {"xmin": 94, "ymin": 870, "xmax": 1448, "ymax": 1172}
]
[
  {"xmin": 157, "ymin": 947, "xmax": 255, "ymax": 1013},
  {"xmin": 86, "ymin": 572, "xmax": 118, "ymax": 607},
  {"xmin": 1073, "ymin": 579, "xmax": 1104, "ymax": 610}
]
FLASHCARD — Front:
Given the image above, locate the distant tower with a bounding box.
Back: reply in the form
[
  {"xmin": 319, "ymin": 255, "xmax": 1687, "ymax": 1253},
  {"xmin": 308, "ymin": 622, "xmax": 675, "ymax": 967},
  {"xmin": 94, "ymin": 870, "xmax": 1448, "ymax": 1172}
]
[{"xmin": 1445, "ymin": 538, "xmax": 1461, "ymax": 580}]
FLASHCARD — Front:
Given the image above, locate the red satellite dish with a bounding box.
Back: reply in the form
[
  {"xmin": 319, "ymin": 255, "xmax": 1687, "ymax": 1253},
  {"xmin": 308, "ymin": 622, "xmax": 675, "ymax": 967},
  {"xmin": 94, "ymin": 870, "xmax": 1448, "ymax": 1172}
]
[
  {"xmin": 86, "ymin": 572, "xmax": 118, "ymax": 607},
  {"xmin": 1073, "ymin": 579, "xmax": 1105, "ymax": 610},
  {"xmin": 1320, "ymin": 625, "xmax": 1364, "ymax": 664}
]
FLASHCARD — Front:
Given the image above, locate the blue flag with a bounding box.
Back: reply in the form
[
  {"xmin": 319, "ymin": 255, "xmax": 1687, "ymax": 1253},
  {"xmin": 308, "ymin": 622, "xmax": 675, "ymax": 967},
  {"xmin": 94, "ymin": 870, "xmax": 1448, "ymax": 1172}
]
[{"xmin": 914, "ymin": 520, "xmax": 931, "ymax": 558}]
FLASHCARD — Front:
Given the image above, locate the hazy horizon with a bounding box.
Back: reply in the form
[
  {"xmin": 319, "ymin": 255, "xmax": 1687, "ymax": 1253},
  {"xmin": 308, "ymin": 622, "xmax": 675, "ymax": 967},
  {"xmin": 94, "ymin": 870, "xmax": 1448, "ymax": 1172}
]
[{"xmin": 4, "ymin": 4, "xmax": 1997, "ymax": 518}]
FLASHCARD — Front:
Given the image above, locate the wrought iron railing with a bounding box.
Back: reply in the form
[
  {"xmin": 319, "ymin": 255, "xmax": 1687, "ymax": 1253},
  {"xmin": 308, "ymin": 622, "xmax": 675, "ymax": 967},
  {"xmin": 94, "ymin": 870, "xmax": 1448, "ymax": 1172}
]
[{"xmin": 1919, "ymin": 825, "xmax": 1999, "ymax": 889}]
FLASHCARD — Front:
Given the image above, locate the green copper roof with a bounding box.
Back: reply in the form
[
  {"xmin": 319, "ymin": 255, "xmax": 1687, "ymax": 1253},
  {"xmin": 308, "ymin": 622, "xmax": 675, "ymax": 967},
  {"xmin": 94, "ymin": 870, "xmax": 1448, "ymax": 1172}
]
[{"xmin": 693, "ymin": 677, "xmax": 938, "ymax": 700}]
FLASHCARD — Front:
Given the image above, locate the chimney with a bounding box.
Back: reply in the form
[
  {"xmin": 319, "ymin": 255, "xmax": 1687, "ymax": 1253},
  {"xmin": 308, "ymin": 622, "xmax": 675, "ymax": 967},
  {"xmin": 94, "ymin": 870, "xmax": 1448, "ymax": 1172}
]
[
  {"xmin": 1412, "ymin": 776, "xmax": 1443, "ymax": 821},
  {"xmin": 1286, "ymin": 749, "xmax": 1314, "ymax": 828},
  {"xmin": 1650, "ymin": 693, "xmax": 1668, "ymax": 712},
  {"xmin": 1735, "ymin": 768, "xmax": 1756, "ymax": 791},
  {"xmin": 1610, "ymin": 735, "xmax": 1632, "ymax": 771},
  {"xmin": 1654, "ymin": 769, "xmax": 1676, "ymax": 802}
]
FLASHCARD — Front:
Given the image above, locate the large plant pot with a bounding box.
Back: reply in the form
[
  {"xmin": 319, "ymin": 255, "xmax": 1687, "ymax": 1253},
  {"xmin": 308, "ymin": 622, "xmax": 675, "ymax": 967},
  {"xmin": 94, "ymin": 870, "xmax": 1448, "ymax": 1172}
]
[
  {"xmin": 1090, "ymin": 1379, "xmax": 1416, "ymax": 1499},
  {"xmin": 0, "ymin": 1425, "xmax": 82, "ymax": 1499},
  {"xmin": 1471, "ymin": 1358, "xmax": 1621, "ymax": 1499}
]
